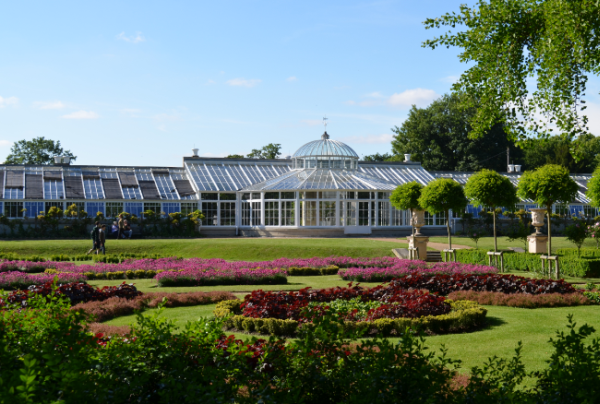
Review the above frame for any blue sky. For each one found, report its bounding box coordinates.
[1,0,490,166]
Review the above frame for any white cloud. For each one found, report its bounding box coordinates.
[116,32,145,43]
[286,76,298,82]
[34,101,64,110]
[226,78,261,87]
[346,88,439,109]
[0,140,12,147]
[61,110,99,119]
[387,88,439,108]
[0,96,18,108]
[338,134,394,144]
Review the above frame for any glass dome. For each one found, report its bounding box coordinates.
[292,132,359,170]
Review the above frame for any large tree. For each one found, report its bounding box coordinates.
[464,169,519,252]
[5,137,76,165]
[247,143,282,159]
[523,134,600,172]
[391,93,523,171]
[517,164,578,256]
[424,0,600,142]
[418,178,468,250]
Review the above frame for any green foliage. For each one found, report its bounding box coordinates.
[390,92,523,171]
[523,134,600,172]
[464,169,519,211]
[419,178,468,216]
[363,152,393,162]
[390,181,423,211]
[517,165,578,209]
[247,143,282,159]
[423,1,599,141]
[587,166,600,209]
[287,265,339,276]
[564,218,589,257]
[467,227,487,249]
[225,154,245,159]
[4,136,76,165]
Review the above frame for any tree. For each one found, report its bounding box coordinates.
[523,134,600,172]
[363,153,393,162]
[424,1,600,141]
[464,169,519,252]
[389,181,424,235]
[226,154,245,159]
[418,178,468,250]
[517,164,578,256]
[391,93,524,171]
[247,143,282,159]
[5,137,76,165]
[586,166,600,217]
[564,218,588,257]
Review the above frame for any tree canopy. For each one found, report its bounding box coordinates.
[391,93,524,171]
[363,153,394,162]
[424,0,600,141]
[247,143,282,159]
[390,181,424,212]
[226,154,245,159]
[523,134,600,173]
[464,169,519,251]
[5,137,76,165]
[586,166,600,209]
[419,178,468,249]
[517,164,578,255]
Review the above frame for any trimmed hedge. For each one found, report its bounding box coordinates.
[447,290,593,308]
[287,265,339,276]
[216,299,487,337]
[45,268,166,280]
[557,248,600,258]
[450,249,600,278]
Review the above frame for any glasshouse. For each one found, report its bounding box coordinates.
[0,132,595,237]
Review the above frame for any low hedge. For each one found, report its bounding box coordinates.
[450,249,600,278]
[216,299,487,337]
[45,269,166,280]
[287,265,339,276]
[557,248,600,258]
[447,290,593,308]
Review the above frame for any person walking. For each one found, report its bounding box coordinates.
[117,214,125,239]
[99,224,107,255]
[87,221,101,255]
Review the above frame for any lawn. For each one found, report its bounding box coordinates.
[103,301,600,375]
[0,238,402,260]
[431,235,599,253]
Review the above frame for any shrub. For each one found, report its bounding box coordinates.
[447,290,593,308]
[287,265,339,276]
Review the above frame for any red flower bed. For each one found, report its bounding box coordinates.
[241,283,451,322]
[386,273,576,295]
[1,281,142,308]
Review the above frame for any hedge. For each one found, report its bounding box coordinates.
[287,265,339,276]
[215,299,487,337]
[449,249,600,278]
[45,268,166,280]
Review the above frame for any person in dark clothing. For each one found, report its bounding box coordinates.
[98,224,107,254]
[87,221,101,255]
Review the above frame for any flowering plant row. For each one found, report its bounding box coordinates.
[386,273,577,295]
[0,271,87,290]
[155,267,288,287]
[240,283,452,323]
[0,280,142,308]
[338,261,497,282]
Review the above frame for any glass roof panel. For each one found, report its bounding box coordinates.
[44,180,64,200]
[154,175,179,199]
[292,138,359,158]
[206,164,237,191]
[227,164,252,188]
[122,187,142,200]
[187,163,217,191]
[83,178,104,199]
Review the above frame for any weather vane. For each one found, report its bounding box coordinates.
[323,116,328,131]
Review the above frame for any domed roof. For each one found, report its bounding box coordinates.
[292,132,359,159]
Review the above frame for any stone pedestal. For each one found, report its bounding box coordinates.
[527,234,548,254]
[406,235,429,261]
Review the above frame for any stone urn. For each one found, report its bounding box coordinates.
[530,208,547,235]
[412,209,425,235]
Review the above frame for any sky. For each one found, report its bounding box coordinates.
[3,0,597,167]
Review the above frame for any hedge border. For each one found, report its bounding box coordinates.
[214,299,488,337]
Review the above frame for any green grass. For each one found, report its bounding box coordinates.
[89,275,351,294]
[430,235,600,253]
[0,238,403,260]
[102,300,600,375]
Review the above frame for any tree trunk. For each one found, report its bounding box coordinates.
[447,209,452,250]
[493,206,497,253]
[410,208,414,236]
[547,205,552,256]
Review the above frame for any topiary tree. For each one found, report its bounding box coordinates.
[418,178,468,250]
[517,164,578,256]
[586,166,600,212]
[464,169,519,252]
[390,181,424,235]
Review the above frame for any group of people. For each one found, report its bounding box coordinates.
[87,214,133,255]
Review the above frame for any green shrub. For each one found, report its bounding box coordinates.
[214,299,243,317]
[222,300,487,337]
[287,265,340,276]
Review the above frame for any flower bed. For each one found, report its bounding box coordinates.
[386,273,576,295]
[0,272,87,290]
[216,283,487,336]
[0,280,141,307]
[447,290,593,308]
[0,260,62,274]
[338,261,497,282]
[154,267,288,287]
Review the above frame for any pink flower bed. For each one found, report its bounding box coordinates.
[0,271,88,290]
[154,267,288,287]
[338,261,497,282]
[0,260,66,274]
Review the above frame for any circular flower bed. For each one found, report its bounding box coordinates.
[215,282,488,337]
